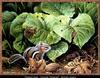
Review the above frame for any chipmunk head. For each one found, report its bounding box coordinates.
[36,41,51,53]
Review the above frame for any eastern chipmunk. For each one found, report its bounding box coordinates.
[8,42,51,66]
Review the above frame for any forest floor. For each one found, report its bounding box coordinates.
[2,43,98,74]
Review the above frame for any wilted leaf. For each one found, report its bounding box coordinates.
[22,13,61,45]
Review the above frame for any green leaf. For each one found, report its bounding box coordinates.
[75,2,98,25]
[41,2,75,17]
[3,11,17,22]
[47,41,68,62]
[3,22,11,37]
[13,34,26,53]
[10,13,28,37]
[10,13,62,52]
[22,13,61,45]
[71,14,95,48]
[3,40,9,50]
[53,15,72,42]
[54,14,95,48]
[10,13,28,52]
[34,5,42,13]
[3,11,17,37]
[86,3,98,25]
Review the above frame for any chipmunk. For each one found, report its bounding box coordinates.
[8,42,51,66]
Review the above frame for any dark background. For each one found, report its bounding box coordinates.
[0,75,100,78]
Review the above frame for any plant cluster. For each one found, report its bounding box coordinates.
[3,2,98,62]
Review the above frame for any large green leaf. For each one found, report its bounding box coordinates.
[53,15,72,43]
[40,2,75,17]
[22,13,61,45]
[71,14,95,48]
[54,14,95,48]
[47,41,68,62]
[10,13,28,37]
[10,13,28,53]
[3,11,17,37]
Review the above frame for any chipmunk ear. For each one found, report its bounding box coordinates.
[8,54,27,67]
[35,41,43,47]
[36,41,51,48]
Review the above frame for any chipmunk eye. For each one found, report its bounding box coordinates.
[45,47,48,50]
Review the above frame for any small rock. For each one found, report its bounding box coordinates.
[45,63,60,72]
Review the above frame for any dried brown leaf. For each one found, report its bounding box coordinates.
[23,58,46,73]
[74,65,84,74]
[80,61,91,74]
[64,64,75,73]
[64,57,92,74]
[37,59,46,73]
[24,58,37,73]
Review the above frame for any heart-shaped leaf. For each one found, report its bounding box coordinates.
[71,14,95,48]
[54,14,95,48]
